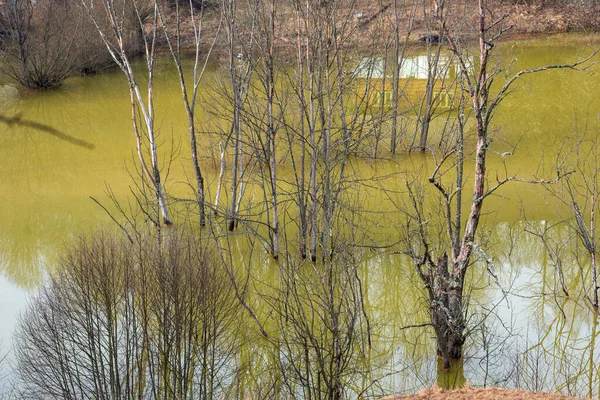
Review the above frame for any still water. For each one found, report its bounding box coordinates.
[2,33,600,397]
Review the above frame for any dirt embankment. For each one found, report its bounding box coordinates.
[167,0,600,53]
[344,0,600,50]
[383,386,589,400]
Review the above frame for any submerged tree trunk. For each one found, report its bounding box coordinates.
[157,0,218,228]
[429,254,465,367]
[84,1,172,227]
[265,0,279,259]
[432,290,465,366]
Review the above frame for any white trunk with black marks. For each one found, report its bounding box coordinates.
[390,0,411,154]
[390,9,400,154]
[266,0,279,259]
[296,7,308,259]
[159,1,208,227]
[418,43,442,151]
[593,251,598,308]
[229,107,241,231]
[214,142,226,216]
[321,50,332,261]
[83,1,172,227]
[113,4,171,226]
[225,0,241,232]
[307,12,318,262]
[269,118,279,259]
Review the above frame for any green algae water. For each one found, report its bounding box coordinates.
[2,33,600,396]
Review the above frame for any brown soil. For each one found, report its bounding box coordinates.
[336,0,600,50]
[164,0,600,53]
[383,386,588,400]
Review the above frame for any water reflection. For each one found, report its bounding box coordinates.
[1,35,600,397]
[354,54,471,113]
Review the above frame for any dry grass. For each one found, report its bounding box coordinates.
[162,0,600,54]
[383,386,589,400]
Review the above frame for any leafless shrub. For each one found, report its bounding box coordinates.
[15,229,241,399]
[0,0,158,89]
[0,0,81,89]
[260,244,373,399]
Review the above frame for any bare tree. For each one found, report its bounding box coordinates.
[220,0,256,232]
[82,0,172,226]
[529,129,600,310]
[389,0,418,153]
[266,247,372,399]
[158,0,222,228]
[281,0,372,261]
[399,0,597,369]
[0,0,79,89]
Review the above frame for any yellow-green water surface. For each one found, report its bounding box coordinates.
[2,33,600,396]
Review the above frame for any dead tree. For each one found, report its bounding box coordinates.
[389,0,417,153]
[282,0,366,262]
[245,0,281,259]
[401,0,598,368]
[82,0,172,227]
[221,0,256,232]
[531,130,600,310]
[158,0,222,228]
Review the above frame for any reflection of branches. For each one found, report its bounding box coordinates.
[0,114,95,149]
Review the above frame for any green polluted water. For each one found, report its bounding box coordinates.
[1,33,600,397]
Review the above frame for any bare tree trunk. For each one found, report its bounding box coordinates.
[322,47,332,261]
[229,104,241,231]
[264,0,279,259]
[282,0,310,258]
[83,0,171,226]
[158,0,219,228]
[307,0,318,262]
[214,142,226,216]
[223,0,243,231]
[417,2,444,151]
[390,0,401,153]
[429,255,465,367]
[297,4,308,259]
[404,0,596,368]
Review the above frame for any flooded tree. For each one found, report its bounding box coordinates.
[9,0,600,397]
[399,0,598,369]
[257,0,280,259]
[530,130,600,310]
[158,0,222,228]
[389,0,417,154]
[1,0,80,89]
[220,0,256,232]
[82,0,172,226]
[413,1,448,151]
[282,0,370,262]
[266,245,372,399]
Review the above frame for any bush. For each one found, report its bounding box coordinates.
[0,0,81,89]
[0,0,152,89]
[16,229,241,399]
